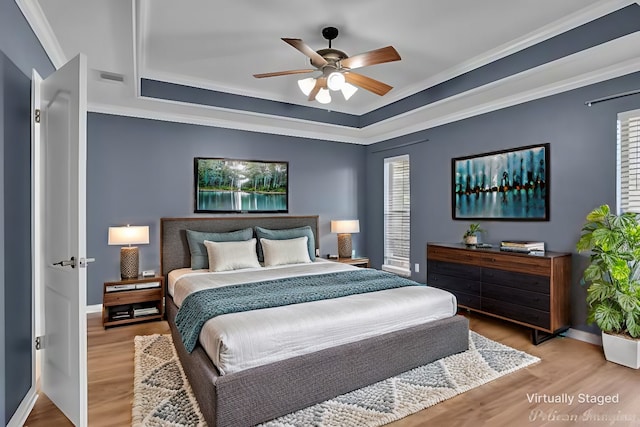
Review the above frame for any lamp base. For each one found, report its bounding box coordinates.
[120,246,139,279]
[337,233,352,258]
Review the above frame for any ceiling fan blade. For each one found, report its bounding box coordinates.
[308,77,327,101]
[340,46,401,70]
[344,72,393,96]
[282,38,328,68]
[253,69,315,78]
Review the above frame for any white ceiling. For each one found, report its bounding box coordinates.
[17,0,640,144]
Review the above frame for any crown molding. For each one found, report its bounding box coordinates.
[89,36,640,147]
[15,0,67,68]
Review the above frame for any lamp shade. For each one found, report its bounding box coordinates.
[331,220,360,234]
[315,88,331,104]
[297,77,316,96]
[341,82,358,100]
[108,225,149,246]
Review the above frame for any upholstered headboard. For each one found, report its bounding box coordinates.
[160,215,320,278]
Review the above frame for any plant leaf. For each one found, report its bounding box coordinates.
[593,302,623,332]
[586,205,610,222]
[625,311,640,338]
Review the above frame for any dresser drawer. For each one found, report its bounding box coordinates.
[427,245,483,266]
[482,283,550,311]
[477,252,550,276]
[451,291,481,310]
[482,297,550,330]
[482,268,550,294]
[428,273,481,295]
[427,260,481,281]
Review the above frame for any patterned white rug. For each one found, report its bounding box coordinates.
[133,331,539,427]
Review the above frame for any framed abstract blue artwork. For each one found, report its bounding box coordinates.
[452,143,549,221]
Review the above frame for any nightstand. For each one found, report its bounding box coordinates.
[102,276,165,328]
[332,257,370,268]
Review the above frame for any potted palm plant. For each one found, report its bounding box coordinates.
[576,204,640,369]
[463,223,484,246]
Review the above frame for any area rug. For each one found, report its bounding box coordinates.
[133,332,540,427]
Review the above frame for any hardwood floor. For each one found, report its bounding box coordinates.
[25,312,640,427]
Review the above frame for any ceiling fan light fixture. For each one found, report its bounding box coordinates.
[341,82,358,100]
[316,88,331,104]
[297,77,316,96]
[327,72,345,91]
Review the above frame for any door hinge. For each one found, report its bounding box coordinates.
[35,336,44,350]
[34,108,41,123]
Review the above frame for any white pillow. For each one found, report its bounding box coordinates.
[261,236,312,267]
[204,238,261,272]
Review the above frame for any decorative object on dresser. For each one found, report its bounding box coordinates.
[500,240,545,254]
[452,143,549,221]
[331,219,360,258]
[108,225,150,279]
[427,243,571,344]
[103,276,164,327]
[462,223,484,246]
[576,204,640,369]
[194,157,288,213]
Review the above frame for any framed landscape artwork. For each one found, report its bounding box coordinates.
[452,143,550,221]
[194,157,289,213]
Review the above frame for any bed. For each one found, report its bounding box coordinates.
[161,215,469,427]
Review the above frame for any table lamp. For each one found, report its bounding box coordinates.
[108,225,149,279]
[331,220,360,259]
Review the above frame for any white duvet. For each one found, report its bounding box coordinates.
[169,260,457,375]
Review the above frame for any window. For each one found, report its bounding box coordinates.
[618,109,640,213]
[383,155,411,277]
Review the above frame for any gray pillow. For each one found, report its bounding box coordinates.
[186,228,253,269]
[255,226,316,262]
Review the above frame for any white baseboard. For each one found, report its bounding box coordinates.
[85,304,103,314]
[562,328,602,346]
[7,387,38,427]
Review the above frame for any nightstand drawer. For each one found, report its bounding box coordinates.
[103,288,162,306]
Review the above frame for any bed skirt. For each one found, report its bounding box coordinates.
[167,297,469,427]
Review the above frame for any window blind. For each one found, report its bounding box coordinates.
[383,155,410,276]
[618,109,640,213]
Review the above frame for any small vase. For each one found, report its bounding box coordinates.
[464,235,478,246]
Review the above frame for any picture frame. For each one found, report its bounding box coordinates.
[194,157,289,213]
[452,143,549,221]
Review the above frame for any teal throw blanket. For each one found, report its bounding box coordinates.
[176,269,422,352]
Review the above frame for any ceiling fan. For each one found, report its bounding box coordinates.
[253,26,401,104]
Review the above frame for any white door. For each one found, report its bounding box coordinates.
[37,53,88,427]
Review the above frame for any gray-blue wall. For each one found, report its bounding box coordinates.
[1,0,55,423]
[365,72,640,334]
[86,114,367,304]
[1,52,33,425]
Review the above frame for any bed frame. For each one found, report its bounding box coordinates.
[161,216,469,427]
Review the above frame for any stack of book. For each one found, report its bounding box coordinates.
[110,308,132,321]
[500,240,545,254]
[133,306,159,317]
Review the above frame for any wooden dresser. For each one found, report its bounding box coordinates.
[426,243,571,344]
